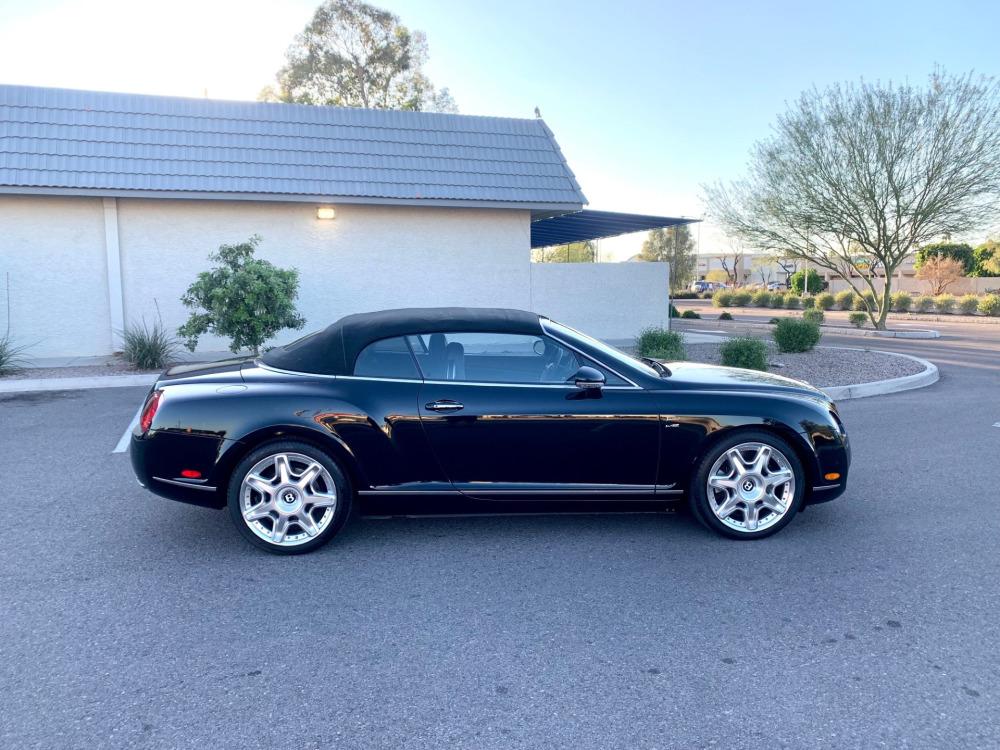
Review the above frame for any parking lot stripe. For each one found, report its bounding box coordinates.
[113,404,143,454]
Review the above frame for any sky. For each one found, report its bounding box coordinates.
[1,0,998,259]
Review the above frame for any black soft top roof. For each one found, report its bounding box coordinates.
[261,307,544,375]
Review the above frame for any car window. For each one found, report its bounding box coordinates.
[353,336,420,379]
[406,332,625,385]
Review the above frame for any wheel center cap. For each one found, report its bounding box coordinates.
[276,486,302,513]
[738,476,763,501]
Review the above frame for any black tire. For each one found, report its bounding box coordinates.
[689,429,805,540]
[227,440,353,555]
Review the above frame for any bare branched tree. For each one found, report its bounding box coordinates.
[703,70,1000,328]
[915,255,965,295]
[718,242,746,287]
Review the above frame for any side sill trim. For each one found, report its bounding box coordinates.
[359,489,463,496]
[811,483,842,491]
[153,476,218,492]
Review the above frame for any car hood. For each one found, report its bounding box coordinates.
[664,361,827,399]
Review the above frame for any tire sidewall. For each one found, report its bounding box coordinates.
[690,430,806,540]
[227,440,352,555]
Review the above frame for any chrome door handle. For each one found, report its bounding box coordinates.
[424,400,464,413]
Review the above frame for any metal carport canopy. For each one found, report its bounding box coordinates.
[530,209,700,249]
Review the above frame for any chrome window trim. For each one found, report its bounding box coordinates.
[539,321,642,388]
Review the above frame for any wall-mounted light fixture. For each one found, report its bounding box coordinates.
[316,206,336,220]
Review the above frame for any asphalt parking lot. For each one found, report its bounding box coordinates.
[2,331,999,749]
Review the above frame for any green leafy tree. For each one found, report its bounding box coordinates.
[261,0,456,112]
[789,268,823,294]
[704,70,1000,329]
[179,236,306,355]
[639,225,697,291]
[972,239,1000,276]
[914,242,974,274]
[531,241,597,263]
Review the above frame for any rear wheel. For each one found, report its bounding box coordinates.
[227,440,352,554]
[690,430,804,539]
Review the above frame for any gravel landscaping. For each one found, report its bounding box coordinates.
[682,341,924,387]
[0,361,160,380]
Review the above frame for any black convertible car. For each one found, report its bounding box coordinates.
[130,307,849,554]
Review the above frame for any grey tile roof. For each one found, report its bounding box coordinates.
[0,84,586,210]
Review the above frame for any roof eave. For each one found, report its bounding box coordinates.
[0,185,584,213]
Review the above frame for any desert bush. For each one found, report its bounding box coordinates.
[848,311,868,328]
[891,291,912,312]
[751,290,771,307]
[720,337,768,371]
[635,326,685,360]
[933,294,956,313]
[700,291,714,299]
[802,308,824,325]
[853,290,876,311]
[834,290,857,310]
[718,311,734,321]
[815,292,835,310]
[773,318,822,353]
[769,293,786,308]
[913,295,935,312]
[731,291,752,306]
[800,296,816,309]
[784,294,801,309]
[789,269,823,295]
[978,294,1000,316]
[958,294,980,315]
[680,309,701,319]
[121,316,179,370]
[671,291,699,299]
[712,291,734,307]
[0,335,31,377]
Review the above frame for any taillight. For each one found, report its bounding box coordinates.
[140,390,163,434]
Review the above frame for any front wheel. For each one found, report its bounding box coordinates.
[227,440,352,554]
[690,431,805,539]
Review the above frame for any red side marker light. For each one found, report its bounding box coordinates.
[139,390,163,433]
[180,469,202,479]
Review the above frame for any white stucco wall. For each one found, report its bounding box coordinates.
[0,195,113,358]
[529,261,670,340]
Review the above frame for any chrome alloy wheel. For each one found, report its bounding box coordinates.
[240,452,338,547]
[706,441,795,533]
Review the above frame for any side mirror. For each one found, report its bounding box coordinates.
[572,365,606,390]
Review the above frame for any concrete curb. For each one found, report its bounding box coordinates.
[820,348,939,401]
[0,373,157,393]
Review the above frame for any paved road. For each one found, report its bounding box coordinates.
[2,326,999,748]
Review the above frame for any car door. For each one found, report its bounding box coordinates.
[410,331,660,499]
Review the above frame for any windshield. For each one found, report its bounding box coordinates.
[542,319,662,379]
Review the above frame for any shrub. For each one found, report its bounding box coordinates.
[121,316,179,370]
[720,337,768,371]
[718,311,734,321]
[834,290,857,310]
[769,293,786,308]
[815,292,835,310]
[635,326,685,360]
[0,334,31,376]
[751,290,771,307]
[700,291,714,299]
[933,294,956,313]
[768,317,781,324]
[670,304,681,318]
[179,235,305,354]
[802,308,824,325]
[853,290,876,311]
[958,294,980,315]
[712,291,734,307]
[773,318,822,353]
[671,291,699,299]
[731,291,752,306]
[913,295,935,312]
[680,309,701,319]
[978,294,1000,317]
[784,294,801,309]
[800,296,816,309]
[848,311,868,328]
[789,269,823,295]
[891,291,912,312]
